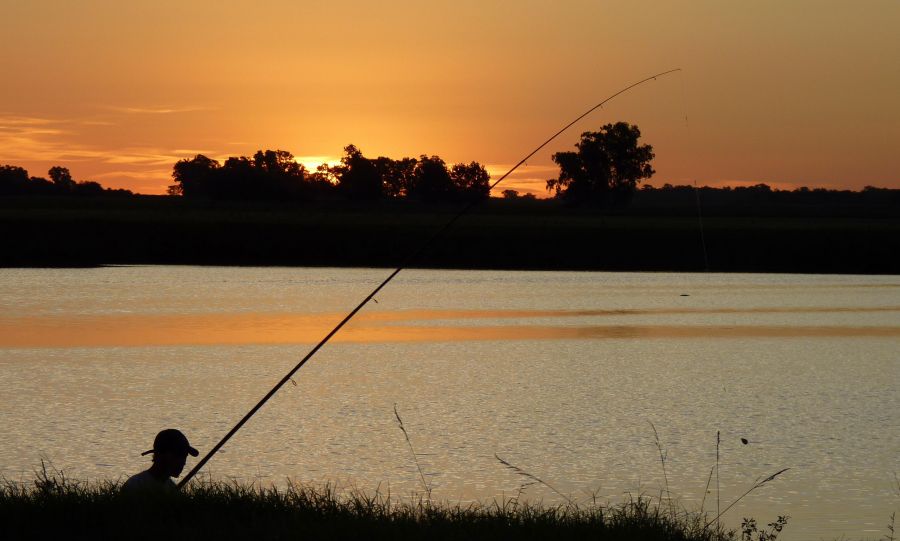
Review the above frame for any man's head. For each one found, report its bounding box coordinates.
[142,429,199,478]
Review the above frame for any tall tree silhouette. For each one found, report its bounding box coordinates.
[218,156,257,199]
[409,155,454,202]
[0,165,29,195]
[547,122,654,206]
[449,161,490,202]
[335,145,382,200]
[375,156,417,198]
[251,149,308,199]
[171,154,221,197]
[48,166,76,193]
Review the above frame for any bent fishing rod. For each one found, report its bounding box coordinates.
[177,68,681,488]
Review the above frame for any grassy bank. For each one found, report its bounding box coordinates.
[0,474,753,541]
[1,196,898,273]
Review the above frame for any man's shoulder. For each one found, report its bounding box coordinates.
[121,470,176,493]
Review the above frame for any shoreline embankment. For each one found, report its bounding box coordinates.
[2,196,898,274]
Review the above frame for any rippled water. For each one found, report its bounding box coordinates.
[1,266,898,539]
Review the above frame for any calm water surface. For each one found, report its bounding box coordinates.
[1,266,898,539]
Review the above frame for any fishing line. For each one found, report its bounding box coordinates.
[177,68,683,488]
[681,71,709,272]
[680,66,689,129]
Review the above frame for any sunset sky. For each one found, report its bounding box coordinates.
[2,0,898,195]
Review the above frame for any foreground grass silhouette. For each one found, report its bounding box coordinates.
[1,473,742,541]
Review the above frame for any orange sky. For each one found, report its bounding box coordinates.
[2,0,898,195]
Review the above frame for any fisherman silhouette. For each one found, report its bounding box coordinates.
[122,429,199,493]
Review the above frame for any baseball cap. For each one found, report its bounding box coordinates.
[141,429,199,457]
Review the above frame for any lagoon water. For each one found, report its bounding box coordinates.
[0,266,897,539]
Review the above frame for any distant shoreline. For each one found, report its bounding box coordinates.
[4,264,900,278]
[2,195,898,274]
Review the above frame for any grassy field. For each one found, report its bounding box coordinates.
[0,471,769,541]
[1,196,898,273]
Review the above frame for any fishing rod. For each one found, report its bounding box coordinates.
[177,68,682,488]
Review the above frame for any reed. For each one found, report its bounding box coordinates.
[704,469,790,528]
[494,454,574,506]
[393,404,432,500]
[716,430,721,530]
[649,421,675,519]
[887,472,900,541]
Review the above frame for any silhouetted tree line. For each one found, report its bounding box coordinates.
[168,145,491,203]
[0,165,132,197]
[634,182,900,212]
[3,118,896,212]
[542,122,899,211]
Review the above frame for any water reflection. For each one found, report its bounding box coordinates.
[1,307,898,347]
[0,267,898,541]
